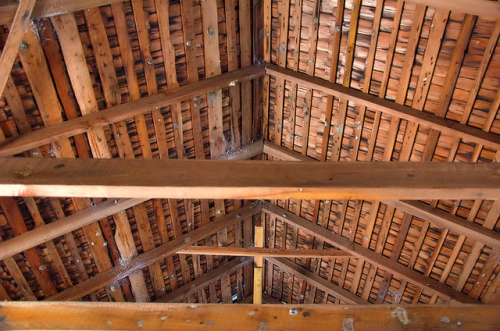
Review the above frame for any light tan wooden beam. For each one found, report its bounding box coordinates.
[0,65,265,157]
[157,257,252,303]
[265,63,500,150]
[262,202,477,303]
[253,226,264,304]
[1,302,499,330]
[45,203,260,301]
[264,141,500,249]
[268,257,366,304]
[0,198,146,261]
[0,0,37,97]
[409,0,500,21]
[178,246,353,258]
[2,158,500,200]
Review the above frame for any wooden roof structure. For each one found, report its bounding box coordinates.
[1,0,500,329]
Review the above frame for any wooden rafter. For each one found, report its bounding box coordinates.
[262,202,477,303]
[178,247,353,258]
[0,65,265,157]
[265,64,500,151]
[45,204,260,301]
[0,0,37,98]
[268,257,366,304]
[1,302,499,330]
[1,157,500,200]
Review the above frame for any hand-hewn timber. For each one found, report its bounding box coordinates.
[262,202,478,303]
[46,204,260,301]
[253,226,264,304]
[1,158,500,200]
[267,257,366,304]
[157,257,252,303]
[177,246,353,258]
[265,63,500,151]
[1,302,499,330]
[0,65,265,157]
[0,198,146,261]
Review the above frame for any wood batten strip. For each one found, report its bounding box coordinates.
[265,64,500,150]
[178,246,353,258]
[0,65,265,157]
[46,204,260,301]
[262,202,477,303]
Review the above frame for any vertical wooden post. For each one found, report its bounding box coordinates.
[253,226,264,304]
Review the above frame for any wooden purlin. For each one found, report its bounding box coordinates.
[263,202,478,303]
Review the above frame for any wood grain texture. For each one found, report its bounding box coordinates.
[0,302,499,330]
[1,158,500,200]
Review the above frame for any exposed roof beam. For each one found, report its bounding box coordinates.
[262,202,477,303]
[215,138,264,160]
[383,200,500,249]
[0,64,265,157]
[265,63,500,151]
[264,141,500,249]
[409,0,500,21]
[0,198,146,261]
[46,203,260,301]
[0,0,37,97]
[178,246,353,258]
[2,302,499,330]
[2,157,500,200]
[157,257,252,303]
[267,257,366,304]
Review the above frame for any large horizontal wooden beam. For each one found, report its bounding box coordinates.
[262,202,477,303]
[2,157,500,200]
[157,257,252,303]
[178,246,353,258]
[265,63,500,151]
[0,198,146,261]
[409,0,500,21]
[0,65,265,157]
[264,141,500,249]
[383,200,500,248]
[267,257,366,304]
[46,203,260,300]
[1,302,499,330]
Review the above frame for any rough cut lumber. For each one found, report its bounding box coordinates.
[263,141,500,251]
[383,200,500,249]
[177,246,353,258]
[0,65,265,157]
[262,202,477,303]
[215,139,263,160]
[267,257,366,304]
[253,226,264,304]
[1,302,499,330]
[157,257,252,303]
[0,198,146,261]
[46,204,260,301]
[265,64,500,150]
[0,0,37,98]
[408,0,500,21]
[2,158,500,200]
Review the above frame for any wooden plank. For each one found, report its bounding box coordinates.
[0,198,145,261]
[262,202,478,303]
[2,158,500,200]
[4,302,499,330]
[408,0,500,21]
[253,226,264,304]
[265,64,500,150]
[384,200,500,249]
[177,247,353,258]
[0,0,36,98]
[239,0,253,144]
[268,257,366,304]
[46,204,260,301]
[215,139,263,160]
[0,65,264,157]
[157,257,252,303]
